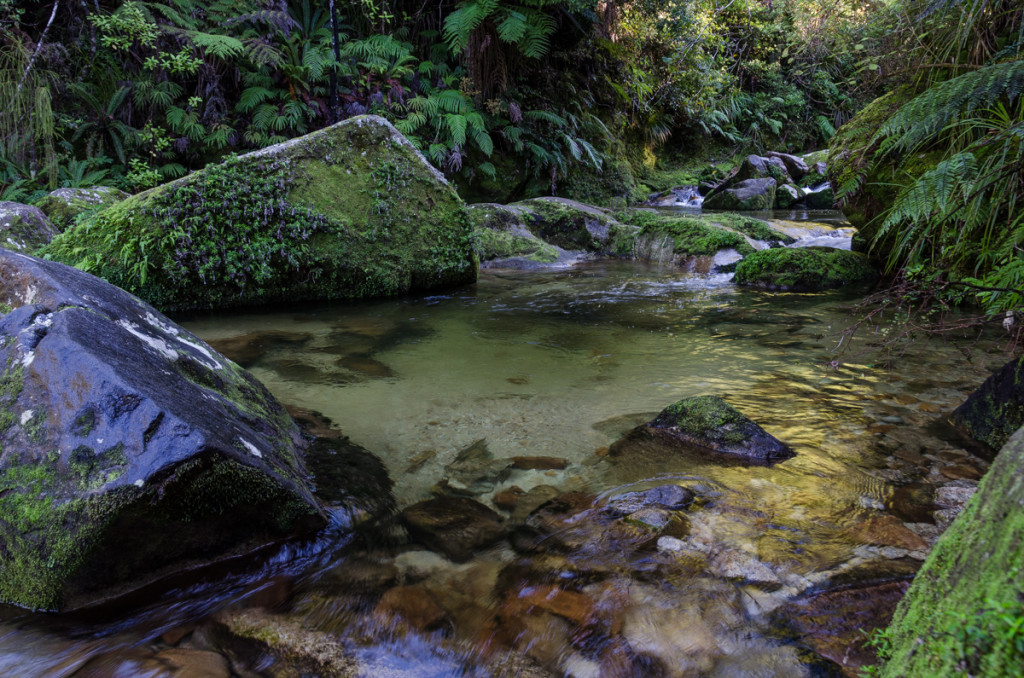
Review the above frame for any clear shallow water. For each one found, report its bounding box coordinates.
[0,222,1008,676]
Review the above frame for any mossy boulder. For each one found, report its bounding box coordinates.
[804,185,835,209]
[827,86,942,244]
[613,209,754,264]
[467,203,561,267]
[775,184,803,209]
[702,178,777,211]
[35,186,129,231]
[734,246,878,291]
[0,249,329,610]
[949,356,1024,454]
[42,116,475,312]
[511,197,638,254]
[0,202,58,253]
[877,425,1024,676]
[621,395,794,465]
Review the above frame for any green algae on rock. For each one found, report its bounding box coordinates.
[949,355,1024,455]
[875,426,1024,677]
[612,395,794,465]
[42,115,476,312]
[0,249,328,610]
[734,246,877,292]
[34,186,129,231]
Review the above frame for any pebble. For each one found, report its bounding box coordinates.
[657,536,686,552]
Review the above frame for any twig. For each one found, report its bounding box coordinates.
[14,0,60,99]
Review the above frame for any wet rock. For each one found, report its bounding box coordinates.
[766,151,810,181]
[616,395,794,465]
[702,177,777,211]
[35,186,129,230]
[393,550,451,582]
[775,576,912,675]
[510,484,562,524]
[153,648,231,678]
[438,438,513,496]
[804,185,836,209]
[934,484,977,509]
[335,353,396,378]
[0,250,329,611]
[937,462,982,480]
[775,183,803,209]
[845,514,929,552]
[624,507,674,531]
[708,549,781,589]
[327,557,399,593]
[887,483,936,524]
[210,608,359,676]
[401,496,506,562]
[494,486,525,511]
[946,360,1024,456]
[734,246,878,292]
[607,484,696,515]
[207,330,312,367]
[0,202,58,252]
[511,455,568,470]
[374,585,450,632]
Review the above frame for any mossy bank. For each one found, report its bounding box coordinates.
[42,116,476,312]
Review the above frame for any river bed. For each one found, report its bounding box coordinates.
[0,215,1007,676]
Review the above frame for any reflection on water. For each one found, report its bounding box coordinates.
[0,244,1005,676]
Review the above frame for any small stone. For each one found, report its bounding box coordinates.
[511,456,568,470]
[494,486,525,511]
[935,485,977,508]
[938,464,982,481]
[657,536,686,552]
[594,446,610,457]
[374,586,450,632]
[607,484,696,515]
[153,649,230,678]
[847,515,929,552]
[709,550,781,589]
[393,550,451,582]
[624,507,673,531]
[933,508,963,530]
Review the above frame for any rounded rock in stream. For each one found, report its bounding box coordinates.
[401,496,506,562]
[611,395,794,465]
[0,250,329,611]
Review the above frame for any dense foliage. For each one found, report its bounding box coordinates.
[1,0,870,204]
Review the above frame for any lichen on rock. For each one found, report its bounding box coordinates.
[0,201,58,253]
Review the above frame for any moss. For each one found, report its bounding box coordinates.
[41,117,475,312]
[0,358,25,434]
[613,209,754,257]
[34,187,129,231]
[877,427,1024,677]
[473,226,559,263]
[734,247,878,291]
[0,303,11,315]
[657,396,749,445]
[703,213,795,245]
[513,198,615,251]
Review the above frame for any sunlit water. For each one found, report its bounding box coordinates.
[0,216,1008,676]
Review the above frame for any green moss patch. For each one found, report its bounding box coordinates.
[876,427,1024,677]
[734,246,878,291]
[42,116,475,312]
[614,209,753,257]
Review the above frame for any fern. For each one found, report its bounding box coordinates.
[189,31,245,60]
[875,60,1024,156]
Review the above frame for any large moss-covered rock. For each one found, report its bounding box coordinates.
[877,426,1024,676]
[0,249,328,610]
[734,246,878,291]
[512,197,637,254]
[949,356,1024,454]
[827,86,942,244]
[35,186,129,231]
[42,116,475,312]
[702,178,777,211]
[0,202,58,252]
[611,395,794,465]
[468,203,561,267]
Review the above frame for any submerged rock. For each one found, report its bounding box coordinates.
[42,115,475,312]
[0,249,327,610]
[35,186,129,230]
[613,395,794,465]
[401,496,506,562]
[0,201,58,252]
[949,355,1024,454]
[734,246,878,291]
